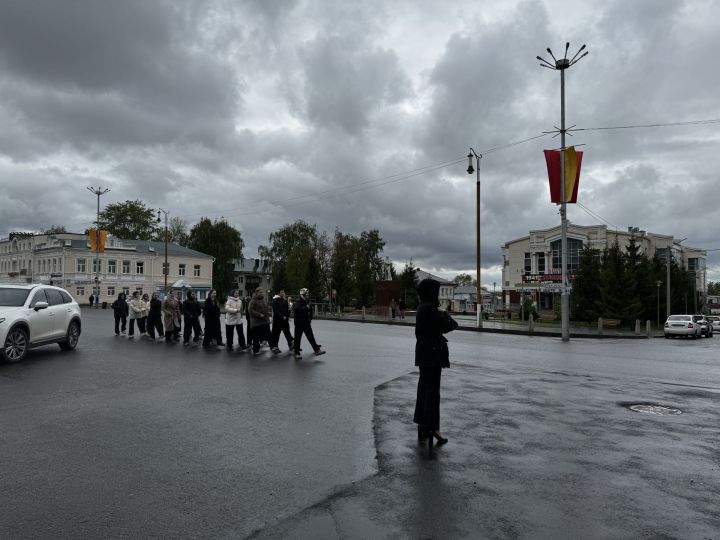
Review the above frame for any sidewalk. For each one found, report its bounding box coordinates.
[251,360,720,539]
[315,312,660,339]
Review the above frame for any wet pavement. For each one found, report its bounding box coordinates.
[2,309,719,538]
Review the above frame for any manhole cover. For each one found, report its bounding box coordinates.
[627,404,682,415]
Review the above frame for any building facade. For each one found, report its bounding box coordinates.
[0,232,214,304]
[232,258,273,297]
[501,223,707,311]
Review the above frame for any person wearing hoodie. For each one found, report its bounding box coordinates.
[413,278,459,449]
[127,291,144,338]
[111,292,129,335]
[182,291,203,346]
[270,290,293,353]
[248,287,271,355]
[147,292,164,340]
[224,289,248,351]
[292,288,325,360]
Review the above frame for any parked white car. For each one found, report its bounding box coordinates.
[706,315,720,333]
[663,314,701,339]
[0,284,82,363]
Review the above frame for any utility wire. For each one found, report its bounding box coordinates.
[572,119,720,132]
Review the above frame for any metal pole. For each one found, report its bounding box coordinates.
[164,212,168,293]
[476,154,482,328]
[657,283,660,327]
[666,246,671,318]
[87,186,109,307]
[559,69,569,341]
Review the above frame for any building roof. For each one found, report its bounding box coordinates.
[415,269,455,285]
[65,237,213,259]
[232,258,272,273]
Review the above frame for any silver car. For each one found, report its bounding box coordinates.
[692,315,713,337]
[706,315,720,333]
[0,284,82,362]
[664,314,701,339]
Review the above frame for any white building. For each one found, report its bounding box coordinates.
[0,232,214,305]
[501,223,707,312]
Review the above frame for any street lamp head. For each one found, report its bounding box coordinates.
[538,43,588,70]
[157,211,162,223]
[466,152,475,175]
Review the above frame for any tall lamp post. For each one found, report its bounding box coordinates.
[157,208,169,295]
[656,280,662,327]
[537,42,588,342]
[466,149,483,328]
[87,186,110,307]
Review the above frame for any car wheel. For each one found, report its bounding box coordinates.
[3,327,29,363]
[664,333,670,339]
[59,321,80,351]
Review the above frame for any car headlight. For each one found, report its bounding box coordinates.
[0,317,5,324]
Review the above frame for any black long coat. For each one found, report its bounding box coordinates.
[414,301,458,368]
[203,298,222,338]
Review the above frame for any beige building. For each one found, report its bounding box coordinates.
[501,223,706,311]
[0,232,214,304]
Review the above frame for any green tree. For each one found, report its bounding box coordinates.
[259,220,324,298]
[330,230,359,307]
[570,246,601,323]
[708,281,720,296]
[595,243,627,321]
[399,262,419,309]
[452,273,476,287]
[100,200,158,240]
[355,229,386,307]
[167,216,189,247]
[43,225,67,234]
[188,218,244,301]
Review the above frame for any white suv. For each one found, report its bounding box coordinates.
[0,284,82,363]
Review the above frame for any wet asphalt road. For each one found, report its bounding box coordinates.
[2,308,720,538]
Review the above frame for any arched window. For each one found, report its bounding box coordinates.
[550,238,584,272]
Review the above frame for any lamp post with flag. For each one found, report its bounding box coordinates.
[537,43,588,341]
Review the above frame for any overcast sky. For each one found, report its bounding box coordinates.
[1,0,718,287]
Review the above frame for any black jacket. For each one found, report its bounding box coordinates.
[111,296,129,318]
[149,298,162,318]
[272,296,290,320]
[292,297,312,324]
[414,302,458,369]
[183,298,202,321]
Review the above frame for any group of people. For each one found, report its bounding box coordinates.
[111,287,325,360]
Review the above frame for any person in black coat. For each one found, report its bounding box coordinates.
[292,288,325,359]
[270,290,294,353]
[183,291,203,345]
[147,292,164,340]
[111,292,129,335]
[202,289,223,348]
[413,278,458,448]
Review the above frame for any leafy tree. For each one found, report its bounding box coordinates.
[43,225,67,234]
[355,229,386,307]
[453,273,475,287]
[570,246,601,322]
[330,230,359,307]
[167,216,189,246]
[259,220,324,298]
[188,218,244,302]
[100,200,158,240]
[708,281,720,296]
[399,261,419,309]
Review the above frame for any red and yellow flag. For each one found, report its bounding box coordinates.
[543,147,583,203]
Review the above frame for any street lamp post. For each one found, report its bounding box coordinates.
[157,209,169,295]
[467,149,482,328]
[656,280,662,327]
[87,186,110,307]
[537,43,588,342]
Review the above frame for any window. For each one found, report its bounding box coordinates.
[76,258,86,272]
[538,253,545,274]
[93,259,102,273]
[76,287,85,296]
[193,265,200,277]
[136,261,144,274]
[30,289,48,308]
[59,290,72,303]
[688,258,699,272]
[122,287,130,296]
[178,263,186,276]
[524,253,531,274]
[122,260,130,274]
[550,238,583,272]
[52,259,57,272]
[46,289,64,306]
[108,260,117,274]
[107,286,115,297]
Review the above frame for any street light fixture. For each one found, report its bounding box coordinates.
[537,42,588,342]
[157,208,169,295]
[467,149,482,328]
[87,185,110,307]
